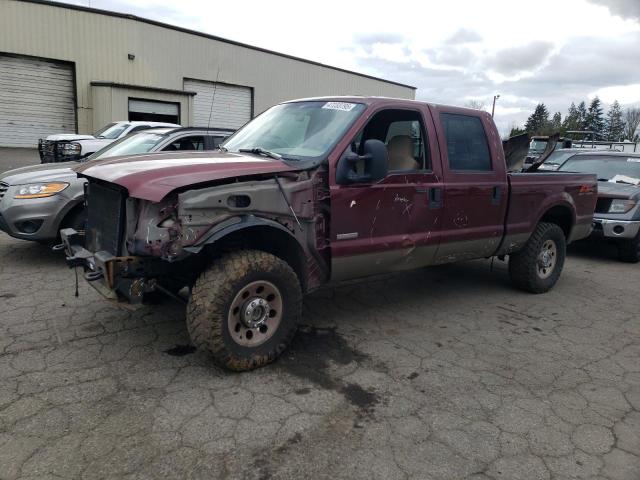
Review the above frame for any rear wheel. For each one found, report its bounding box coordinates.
[618,233,640,263]
[186,250,302,371]
[509,222,566,293]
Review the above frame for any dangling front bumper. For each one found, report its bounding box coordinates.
[60,228,158,303]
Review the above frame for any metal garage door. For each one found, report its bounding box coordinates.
[0,55,76,147]
[184,79,251,130]
[128,99,180,124]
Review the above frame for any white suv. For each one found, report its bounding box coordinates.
[38,121,180,163]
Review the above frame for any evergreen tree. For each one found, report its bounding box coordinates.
[562,102,581,133]
[576,101,588,131]
[524,103,550,135]
[550,112,562,133]
[508,125,526,137]
[585,96,605,138]
[604,100,624,141]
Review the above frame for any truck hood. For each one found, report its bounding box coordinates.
[74,151,299,202]
[45,134,96,141]
[0,161,79,185]
[597,180,640,199]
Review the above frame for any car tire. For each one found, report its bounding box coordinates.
[186,249,302,371]
[509,222,566,294]
[618,233,640,263]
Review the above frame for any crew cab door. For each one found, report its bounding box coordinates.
[330,107,443,281]
[430,108,508,262]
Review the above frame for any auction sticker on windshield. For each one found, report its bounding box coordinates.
[322,102,357,112]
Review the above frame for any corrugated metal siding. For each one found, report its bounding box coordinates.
[0,0,415,134]
[0,54,76,147]
[184,79,251,129]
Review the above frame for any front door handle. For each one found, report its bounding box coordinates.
[429,187,442,209]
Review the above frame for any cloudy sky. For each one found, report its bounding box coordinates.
[64,0,640,134]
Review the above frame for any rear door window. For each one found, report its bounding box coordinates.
[440,113,492,171]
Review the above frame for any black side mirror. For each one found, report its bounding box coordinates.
[336,139,389,185]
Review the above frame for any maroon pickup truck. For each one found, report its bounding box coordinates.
[61,97,597,371]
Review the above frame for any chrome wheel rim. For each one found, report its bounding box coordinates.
[228,280,283,347]
[537,239,557,279]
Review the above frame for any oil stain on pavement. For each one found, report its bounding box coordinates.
[278,325,381,418]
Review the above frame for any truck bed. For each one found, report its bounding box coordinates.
[500,172,597,254]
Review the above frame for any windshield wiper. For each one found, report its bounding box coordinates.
[238,147,282,160]
[217,145,228,152]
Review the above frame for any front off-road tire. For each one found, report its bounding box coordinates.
[618,233,640,263]
[509,222,566,293]
[186,250,302,371]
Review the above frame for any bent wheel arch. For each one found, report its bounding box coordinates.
[187,216,309,292]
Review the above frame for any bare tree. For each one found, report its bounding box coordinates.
[624,107,640,142]
[465,100,486,111]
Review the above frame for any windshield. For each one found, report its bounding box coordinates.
[529,140,547,152]
[559,155,640,181]
[222,101,366,160]
[89,132,165,159]
[544,150,579,167]
[93,123,129,139]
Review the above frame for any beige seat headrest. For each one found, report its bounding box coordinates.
[387,135,418,171]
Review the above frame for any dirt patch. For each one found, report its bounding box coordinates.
[341,383,379,418]
[288,325,368,366]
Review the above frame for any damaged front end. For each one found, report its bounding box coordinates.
[60,180,171,303]
[62,227,163,302]
[62,170,329,304]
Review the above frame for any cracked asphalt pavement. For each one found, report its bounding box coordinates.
[0,234,639,480]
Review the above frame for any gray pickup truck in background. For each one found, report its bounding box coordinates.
[0,127,233,242]
[557,151,640,262]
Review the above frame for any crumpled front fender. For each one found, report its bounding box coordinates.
[184,215,298,254]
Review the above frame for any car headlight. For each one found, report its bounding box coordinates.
[61,142,81,154]
[609,199,636,213]
[14,182,69,199]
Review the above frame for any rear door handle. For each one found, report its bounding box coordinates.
[492,186,503,206]
[429,187,442,209]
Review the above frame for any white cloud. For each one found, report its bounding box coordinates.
[590,84,640,105]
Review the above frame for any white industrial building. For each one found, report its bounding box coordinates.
[0,0,415,147]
